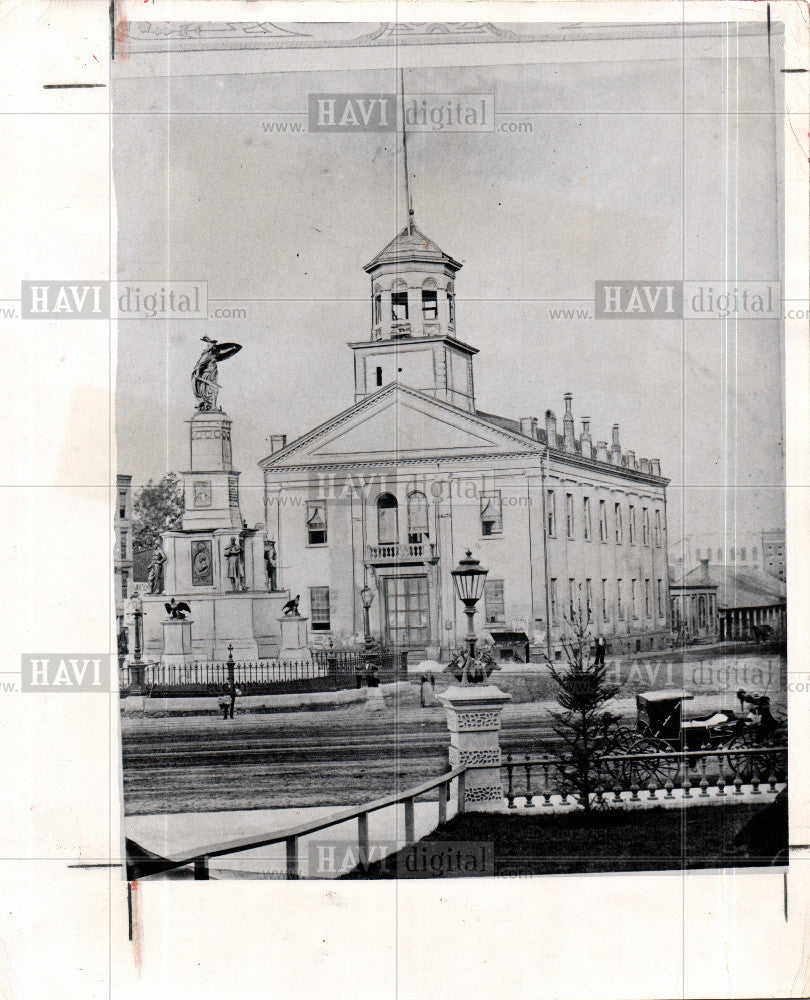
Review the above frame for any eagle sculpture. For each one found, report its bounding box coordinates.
[165,598,192,621]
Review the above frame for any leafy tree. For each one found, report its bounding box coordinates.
[542,601,622,812]
[132,473,184,553]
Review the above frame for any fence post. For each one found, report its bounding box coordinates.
[404,797,415,845]
[438,780,448,825]
[438,684,511,812]
[357,812,369,870]
[194,856,210,880]
[457,770,466,814]
[285,837,299,879]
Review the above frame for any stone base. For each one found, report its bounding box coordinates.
[161,618,194,669]
[365,686,386,711]
[438,684,512,813]
[142,590,290,661]
[277,615,312,664]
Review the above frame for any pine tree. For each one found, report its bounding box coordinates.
[543,600,621,812]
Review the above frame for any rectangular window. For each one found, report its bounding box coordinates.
[550,578,558,623]
[614,503,623,544]
[642,507,650,546]
[306,502,327,545]
[391,290,408,320]
[617,579,624,620]
[375,366,383,387]
[568,578,577,618]
[373,293,381,325]
[120,570,129,600]
[448,290,455,324]
[566,493,574,539]
[547,490,556,536]
[657,579,664,617]
[645,579,651,617]
[480,491,503,536]
[118,491,127,519]
[119,530,127,560]
[583,497,592,540]
[601,579,608,620]
[585,579,593,618]
[484,580,505,624]
[628,505,636,544]
[599,500,608,542]
[309,587,331,631]
[631,578,637,618]
[421,289,438,319]
[654,510,662,547]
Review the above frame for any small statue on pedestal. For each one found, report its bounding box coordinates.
[147,542,166,595]
[224,536,245,592]
[264,540,278,591]
[191,336,242,412]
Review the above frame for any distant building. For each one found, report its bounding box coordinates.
[669,559,719,641]
[669,531,765,576]
[761,527,786,581]
[114,474,133,624]
[260,219,672,660]
[673,558,785,641]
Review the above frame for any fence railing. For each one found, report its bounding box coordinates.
[366,541,433,562]
[126,766,468,881]
[119,648,409,696]
[502,747,787,809]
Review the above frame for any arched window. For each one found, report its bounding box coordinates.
[391,279,408,322]
[377,493,399,544]
[407,492,429,544]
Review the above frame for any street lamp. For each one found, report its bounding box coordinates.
[360,585,375,651]
[129,590,145,694]
[451,550,488,683]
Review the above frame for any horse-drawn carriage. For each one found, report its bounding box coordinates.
[603,688,787,785]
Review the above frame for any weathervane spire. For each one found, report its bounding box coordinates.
[400,68,413,234]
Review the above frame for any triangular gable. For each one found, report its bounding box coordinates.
[260,384,539,469]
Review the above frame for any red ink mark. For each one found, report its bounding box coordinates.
[93,55,98,62]
[130,880,139,889]
[115,16,129,60]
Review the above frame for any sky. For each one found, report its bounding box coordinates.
[112,23,785,548]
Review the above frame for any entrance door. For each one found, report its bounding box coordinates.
[382,575,430,649]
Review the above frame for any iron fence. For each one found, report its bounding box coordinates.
[119,648,408,697]
[501,746,787,809]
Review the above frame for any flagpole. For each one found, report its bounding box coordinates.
[400,67,412,234]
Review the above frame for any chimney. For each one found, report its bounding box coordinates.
[596,440,609,462]
[700,557,710,583]
[545,410,557,448]
[520,416,538,439]
[611,424,622,463]
[269,434,287,454]
[640,458,651,473]
[650,458,661,477]
[580,417,592,457]
[626,450,636,470]
[563,394,575,452]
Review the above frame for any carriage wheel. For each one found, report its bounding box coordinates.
[628,737,680,786]
[725,730,787,784]
[599,729,638,787]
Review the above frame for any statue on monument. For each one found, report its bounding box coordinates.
[225,536,245,592]
[147,541,167,595]
[282,595,300,617]
[264,540,278,591]
[191,336,242,411]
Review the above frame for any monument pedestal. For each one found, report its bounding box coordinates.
[277,615,312,664]
[438,685,512,812]
[162,618,194,668]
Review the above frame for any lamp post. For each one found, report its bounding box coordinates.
[130,590,145,694]
[360,585,375,650]
[451,550,488,685]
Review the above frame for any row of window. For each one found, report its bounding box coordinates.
[696,546,760,561]
[374,289,454,325]
[548,577,666,624]
[306,492,666,548]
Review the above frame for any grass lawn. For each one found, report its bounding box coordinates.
[341,797,787,878]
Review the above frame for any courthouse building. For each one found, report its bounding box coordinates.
[260,219,672,660]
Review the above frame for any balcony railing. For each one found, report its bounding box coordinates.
[366,541,435,564]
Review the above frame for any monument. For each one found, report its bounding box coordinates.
[141,338,308,661]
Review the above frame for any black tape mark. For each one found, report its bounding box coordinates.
[43,84,106,89]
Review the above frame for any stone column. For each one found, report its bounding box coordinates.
[438,685,512,812]
[162,618,194,670]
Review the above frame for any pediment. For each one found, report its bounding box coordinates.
[261,385,538,468]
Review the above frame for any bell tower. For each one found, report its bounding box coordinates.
[349,214,478,412]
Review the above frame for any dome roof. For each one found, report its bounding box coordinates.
[364,218,462,273]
